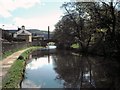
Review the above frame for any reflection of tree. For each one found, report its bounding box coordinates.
[52,51,120,88]
[52,50,95,88]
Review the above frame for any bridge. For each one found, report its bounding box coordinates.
[40,39,58,46]
[32,37,58,46]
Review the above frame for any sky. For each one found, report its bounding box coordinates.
[0,0,72,31]
[1,0,119,31]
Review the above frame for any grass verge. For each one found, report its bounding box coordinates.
[2,46,41,89]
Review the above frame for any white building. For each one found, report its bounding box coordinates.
[13,26,32,42]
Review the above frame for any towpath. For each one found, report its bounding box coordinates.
[0,48,30,89]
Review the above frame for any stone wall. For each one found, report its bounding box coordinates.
[2,41,31,54]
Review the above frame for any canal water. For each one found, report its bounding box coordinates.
[21,48,120,89]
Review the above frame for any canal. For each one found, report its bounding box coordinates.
[21,48,120,89]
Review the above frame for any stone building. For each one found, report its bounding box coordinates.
[13,26,32,42]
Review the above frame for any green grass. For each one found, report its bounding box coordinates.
[2,46,42,89]
[71,43,80,49]
[2,60,25,89]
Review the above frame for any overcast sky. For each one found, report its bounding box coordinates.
[0,0,72,31]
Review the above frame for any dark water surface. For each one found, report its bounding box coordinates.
[21,49,120,89]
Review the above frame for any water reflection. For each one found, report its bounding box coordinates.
[53,50,120,88]
[22,79,41,88]
[21,49,120,89]
[53,51,95,88]
[22,50,64,88]
[26,56,53,70]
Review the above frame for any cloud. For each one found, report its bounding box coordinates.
[0,23,18,29]
[0,9,12,18]
[0,11,63,31]
[13,11,63,31]
[0,0,41,18]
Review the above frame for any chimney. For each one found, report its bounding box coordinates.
[21,25,25,30]
[18,27,21,31]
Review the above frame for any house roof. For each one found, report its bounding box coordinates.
[15,29,32,36]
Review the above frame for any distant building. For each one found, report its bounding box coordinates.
[13,26,32,42]
[3,27,54,45]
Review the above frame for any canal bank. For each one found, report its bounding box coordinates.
[2,46,41,89]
